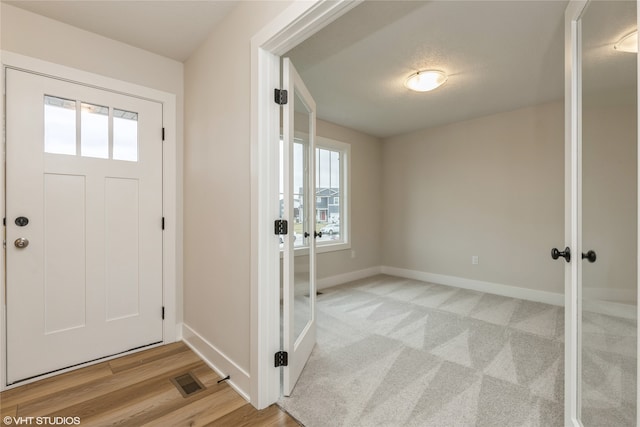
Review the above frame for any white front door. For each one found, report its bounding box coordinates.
[282,58,317,395]
[5,69,164,384]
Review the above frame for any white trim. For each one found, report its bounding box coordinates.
[181,324,250,402]
[636,2,640,425]
[250,43,282,410]
[565,1,587,425]
[0,51,179,390]
[375,266,635,320]
[317,266,382,290]
[316,265,637,321]
[582,299,637,321]
[582,287,636,304]
[381,266,564,306]
[317,135,351,251]
[250,0,360,409]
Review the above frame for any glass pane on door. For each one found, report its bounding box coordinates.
[293,88,313,343]
[580,1,637,424]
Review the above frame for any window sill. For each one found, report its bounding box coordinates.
[279,241,351,257]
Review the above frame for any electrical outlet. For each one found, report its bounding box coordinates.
[351,250,356,259]
[472,255,479,265]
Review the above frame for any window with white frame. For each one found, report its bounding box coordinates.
[280,136,350,252]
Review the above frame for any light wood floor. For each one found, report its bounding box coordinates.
[0,342,300,426]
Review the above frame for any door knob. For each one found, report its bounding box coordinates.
[303,231,324,238]
[582,250,596,263]
[551,246,571,263]
[14,238,29,249]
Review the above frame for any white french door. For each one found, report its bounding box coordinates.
[282,58,317,396]
[5,69,164,384]
[565,1,639,425]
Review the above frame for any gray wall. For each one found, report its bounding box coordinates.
[316,119,383,281]
[582,105,637,303]
[381,101,565,294]
[183,1,292,374]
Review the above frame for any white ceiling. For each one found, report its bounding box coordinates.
[287,1,566,137]
[3,0,236,62]
[5,0,634,138]
[581,0,637,108]
[286,0,569,138]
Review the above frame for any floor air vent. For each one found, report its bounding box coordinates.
[171,372,205,398]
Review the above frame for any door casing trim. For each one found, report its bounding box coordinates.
[249,0,360,409]
[0,50,179,391]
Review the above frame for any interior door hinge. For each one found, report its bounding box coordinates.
[162,306,165,320]
[274,351,288,367]
[162,127,165,141]
[274,89,288,105]
[274,219,288,235]
[162,217,165,230]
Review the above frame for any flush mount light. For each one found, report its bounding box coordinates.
[614,30,638,53]
[404,70,448,92]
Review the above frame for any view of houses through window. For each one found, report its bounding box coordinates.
[280,139,347,249]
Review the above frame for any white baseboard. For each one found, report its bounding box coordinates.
[315,265,636,320]
[317,266,382,290]
[181,323,250,401]
[583,298,637,320]
[380,266,565,306]
[583,287,636,305]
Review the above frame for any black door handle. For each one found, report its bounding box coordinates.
[551,247,571,263]
[582,250,596,263]
[304,231,324,238]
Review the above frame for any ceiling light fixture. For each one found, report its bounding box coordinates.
[614,30,638,53]
[404,70,448,92]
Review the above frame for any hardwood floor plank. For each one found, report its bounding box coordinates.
[41,361,209,423]
[108,342,189,374]
[0,362,113,408]
[1,343,298,427]
[206,404,301,427]
[62,364,229,426]
[1,404,17,418]
[16,351,202,417]
[139,385,247,427]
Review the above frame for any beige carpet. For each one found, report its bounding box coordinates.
[279,274,566,426]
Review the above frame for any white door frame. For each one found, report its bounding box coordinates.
[249,0,360,409]
[0,51,179,391]
[564,2,587,425]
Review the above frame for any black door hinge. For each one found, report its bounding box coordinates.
[162,127,165,141]
[274,89,288,105]
[274,219,288,235]
[162,217,165,230]
[2,218,5,226]
[162,306,165,319]
[275,351,288,367]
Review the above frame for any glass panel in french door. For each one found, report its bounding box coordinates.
[580,1,637,424]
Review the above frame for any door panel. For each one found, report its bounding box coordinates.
[580,2,637,424]
[6,69,163,384]
[43,173,87,333]
[283,58,317,396]
[567,0,639,424]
